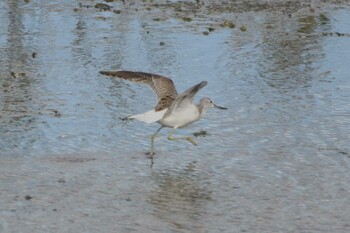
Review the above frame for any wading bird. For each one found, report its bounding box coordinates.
[99,70,227,156]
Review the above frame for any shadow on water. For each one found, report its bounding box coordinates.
[256,13,325,120]
[259,13,333,94]
[148,162,212,231]
[0,0,43,153]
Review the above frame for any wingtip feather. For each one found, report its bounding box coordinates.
[201,81,208,87]
[99,70,121,76]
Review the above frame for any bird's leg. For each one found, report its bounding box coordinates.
[149,126,164,156]
[167,129,198,146]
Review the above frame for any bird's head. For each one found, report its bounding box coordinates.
[199,97,227,116]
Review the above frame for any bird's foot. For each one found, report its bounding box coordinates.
[145,151,155,157]
[186,137,198,146]
[167,135,198,146]
[145,151,155,168]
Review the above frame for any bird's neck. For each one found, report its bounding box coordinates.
[197,103,208,117]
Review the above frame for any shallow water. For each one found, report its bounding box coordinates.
[1,0,350,232]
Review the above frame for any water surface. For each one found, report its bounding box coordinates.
[1,0,350,232]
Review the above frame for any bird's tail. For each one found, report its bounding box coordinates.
[129,109,167,124]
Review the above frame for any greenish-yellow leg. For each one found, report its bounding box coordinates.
[167,129,198,146]
[150,126,164,155]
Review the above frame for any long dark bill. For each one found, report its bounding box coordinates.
[214,103,227,110]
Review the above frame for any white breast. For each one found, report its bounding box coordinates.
[159,103,200,128]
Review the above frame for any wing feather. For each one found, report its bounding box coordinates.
[100,70,178,111]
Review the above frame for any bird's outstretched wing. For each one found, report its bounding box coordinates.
[169,81,207,112]
[99,70,178,111]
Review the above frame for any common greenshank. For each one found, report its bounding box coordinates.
[99,70,227,156]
